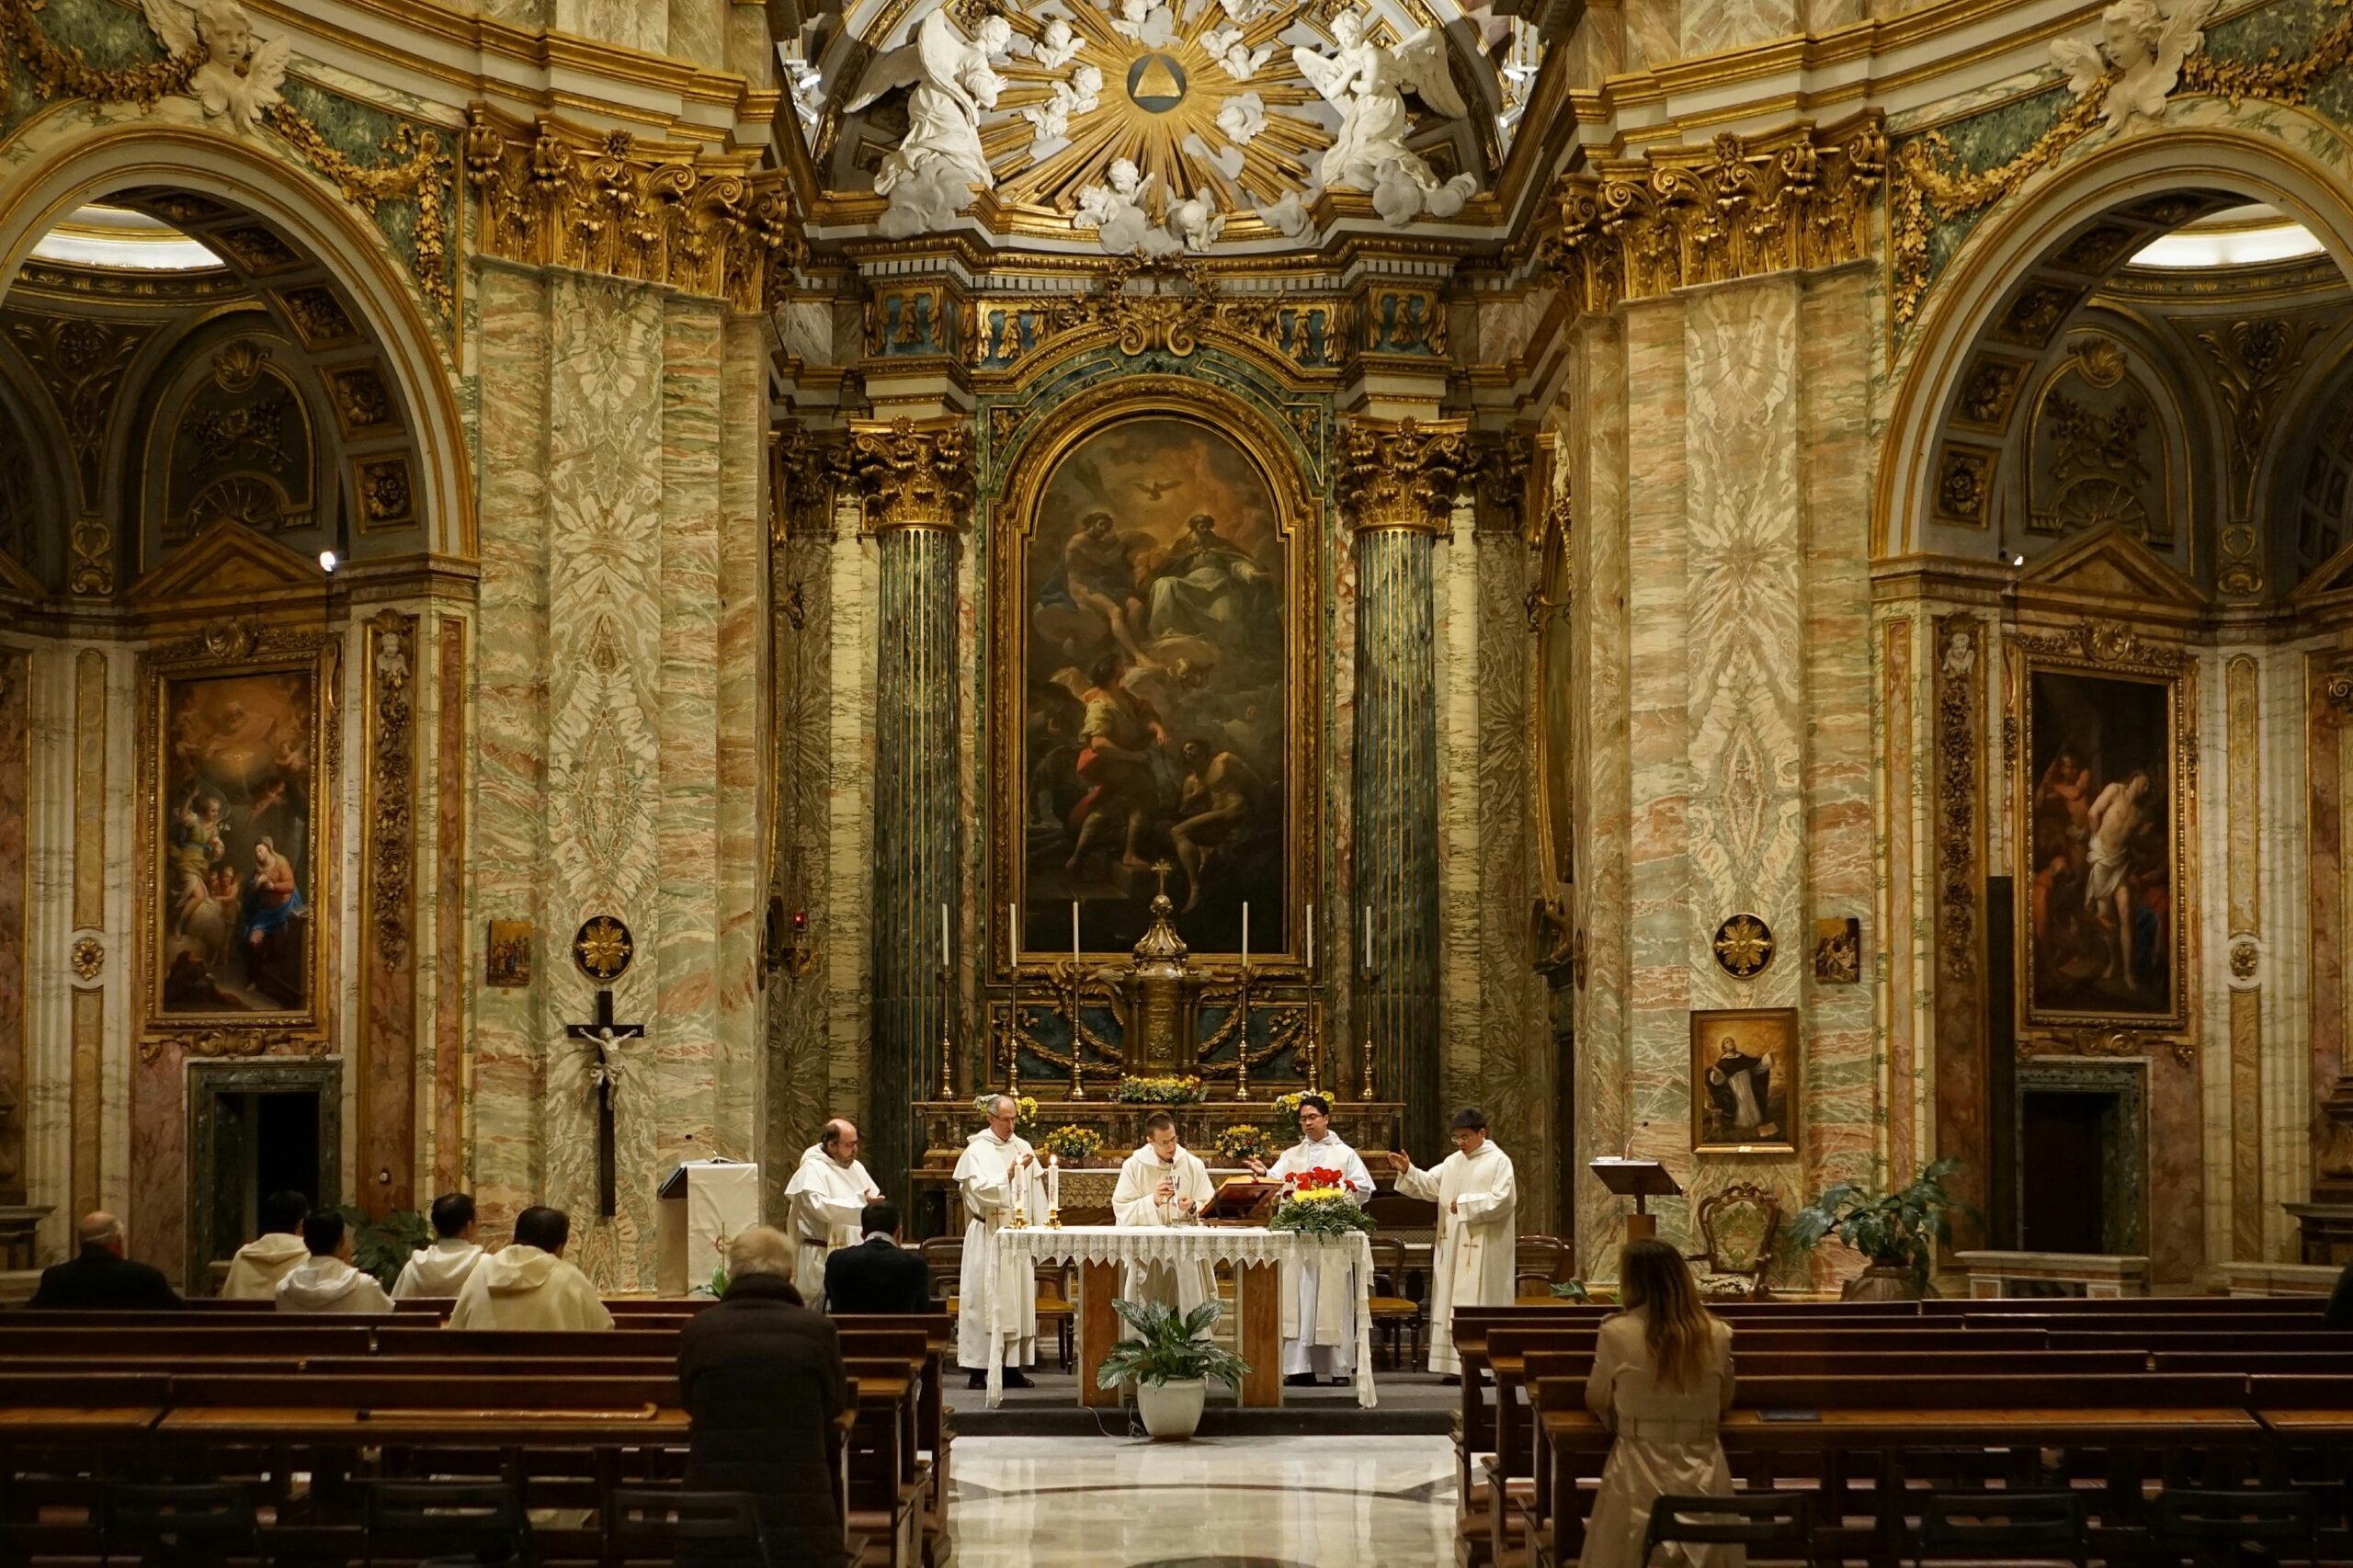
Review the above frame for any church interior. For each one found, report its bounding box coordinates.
[2,0,2353,1559]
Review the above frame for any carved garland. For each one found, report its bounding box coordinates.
[1892,6,2353,328]
[365,611,415,964]
[1933,614,1983,993]
[957,257,1351,373]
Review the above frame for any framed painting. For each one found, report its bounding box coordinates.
[2015,634,2189,1030]
[990,382,1319,965]
[137,623,339,1046]
[1690,1007,1799,1155]
[485,919,533,988]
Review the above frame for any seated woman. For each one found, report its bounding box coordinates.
[1579,1237,1739,1568]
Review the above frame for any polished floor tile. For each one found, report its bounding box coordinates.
[948,1436,1457,1567]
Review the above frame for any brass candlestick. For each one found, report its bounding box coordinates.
[1062,960,1087,1101]
[1360,1035,1377,1102]
[1046,1206,1062,1230]
[1234,960,1252,1100]
[1008,1200,1027,1231]
[937,964,957,1099]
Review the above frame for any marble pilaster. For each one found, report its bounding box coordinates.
[0,648,24,1205]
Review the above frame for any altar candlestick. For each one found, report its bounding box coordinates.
[940,903,949,970]
[1049,1153,1061,1211]
[1241,903,1249,970]
[1363,903,1372,960]
[1306,903,1314,969]
[1008,903,1019,965]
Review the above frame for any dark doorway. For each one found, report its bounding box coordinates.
[188,1062,340,1291]
[2020,1091,2108,1254]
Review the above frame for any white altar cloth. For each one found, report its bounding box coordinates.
[986,1224,1376,1409]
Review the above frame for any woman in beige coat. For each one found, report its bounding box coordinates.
[1577,1238,1738,1568]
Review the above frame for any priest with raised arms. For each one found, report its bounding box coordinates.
[1387,1106,1517,1380]
[1113,1110,1216,1312]
[785,1118,883,1301]
[1245,1093,1374,1387]
[955,1094,1050,1390]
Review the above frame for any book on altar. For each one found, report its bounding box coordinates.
[655,1158,762,1299]
[1200,1177,1284,1225]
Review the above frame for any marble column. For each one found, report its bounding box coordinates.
[853,419,972,1207]
[1341,418,1467,1154]
[0,647,25,1207]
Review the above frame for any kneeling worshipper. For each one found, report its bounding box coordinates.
[786,1118,883,1301]
[1387,1106,1517,1380]
[448,1205,615,1332]
[277,1210,394,1315]
[1112,1111,1216,1313]
[955,1094,1050,1389]
[1246,1093,1374,1387]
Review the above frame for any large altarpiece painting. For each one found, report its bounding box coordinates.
[994,393,1318,964]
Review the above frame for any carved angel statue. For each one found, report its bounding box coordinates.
[2049,0,2215,129]
[1074,159,1183,257]
[1033,17,1084,69]
[1294,12,1479,225]
[1166,192,1225,251]
[1202,24,1276,80]
[141,0,290,133]
[1218,0,1267,22]
[847,10,1015,237]
[1108,0,1177,48]
[1215,90,1268,146]
[1021,64,1106,150]
[1256,189,1315,239]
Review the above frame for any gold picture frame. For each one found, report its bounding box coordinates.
[987,378,1322,972]
[1690,1006,1800,1155]
[136,619,341,1057]
[485,918,533,988]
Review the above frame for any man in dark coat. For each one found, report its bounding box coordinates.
[824,1200,933,1315]
[30,1211,182,1309]
[677,1224,847,1568]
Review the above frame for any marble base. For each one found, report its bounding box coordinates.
[947,1436,1455,1568]
[1954,1249,2151,1298]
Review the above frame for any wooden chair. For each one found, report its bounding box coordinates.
[1367,1235,1423,1370]
[1516,1235,1572,1300]
[917,1237,961,1310]
[1688,1183,1779,1299]
[1033,1265,1075,1373]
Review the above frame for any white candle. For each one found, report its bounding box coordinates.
[1072,900,1081,962]
[1363,903,1372,958]
[941,903,950,970]
[1049,1153,1061,1211]
[1009,903,1020,965]
[1306,903,1315,969]
[1241,903,1249,969]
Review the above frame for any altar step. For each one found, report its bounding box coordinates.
[944,1367,1457,1437]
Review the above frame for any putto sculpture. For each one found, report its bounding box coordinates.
[141,0,291,133]
[848,9,1016,236]
[1294,12,1478,226]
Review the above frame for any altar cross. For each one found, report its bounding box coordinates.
[565,988,644,1217]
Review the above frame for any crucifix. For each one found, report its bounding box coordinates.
[565,988,645,1218]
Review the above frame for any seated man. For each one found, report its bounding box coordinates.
[824,1200,933,1314]
[394,1191,485,1299]
[278,1210,394,1314]
[29,1211,181,1310]
[448,1205,614,1332]
[219,1189,312,1300]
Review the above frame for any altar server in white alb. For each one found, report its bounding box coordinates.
[955,1095,1051,1389]
[1112,1110,1217,1313]
[1388,1106,1518,1378]
[1246,1093,1375,1386]
[785,1119,883,1301]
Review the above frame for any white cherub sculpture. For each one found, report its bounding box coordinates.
[848,10,1014,237]
[1108,0,1176,48]
[1021,63,1106,149]
[1075,159,1182,257]
[1215,91,1268,146]
[1294,11,1479,225]
[1165,192,1225,252]
[140,0,290,133]
[1202,24,1276,81]
[1033,17,1084,69]
[2049,0,2215,129]
[1256,189,1315,239]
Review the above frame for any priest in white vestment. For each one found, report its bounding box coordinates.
[1388,1106,1518,1378]
[1245,1093,1375,1385]
[785,1119,883,1301]
[1112,1110,1216,1314]
[955,1094,1049,1389]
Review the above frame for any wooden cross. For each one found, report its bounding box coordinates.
[564,988,644,1218]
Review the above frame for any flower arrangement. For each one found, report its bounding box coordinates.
[1269,1091,1310,1125]
[972,1092,1041,1137]
[1116,1074,1205,1105]
[1267,1166,1375,1237]
[1211,1123,1274,1164]
[1038,1124,1106,1163]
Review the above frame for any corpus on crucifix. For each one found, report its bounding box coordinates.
[565,915,644,1219]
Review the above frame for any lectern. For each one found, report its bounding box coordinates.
[655,1158,761,1298]
[1589,1157,1681,1242]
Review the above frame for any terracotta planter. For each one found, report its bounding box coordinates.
[1841,1264,1923,1301]
[1135,1378,1206,1439]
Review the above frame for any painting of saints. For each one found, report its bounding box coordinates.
[157,669,314,1015]
[1021,418,1288,954]
[1690,1010,1798,1153]
[2024,669,2175,1020]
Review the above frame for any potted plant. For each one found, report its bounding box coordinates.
[1787,1157,1979,1301]
[1266,1168,1377,1237]
[1094,1298,1251,1440]
[334,1205,429,1292]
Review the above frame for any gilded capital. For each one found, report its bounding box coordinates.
[2327,652,2353,716]
[848,417,975,534]
[1469,431,1535,537]
[773,425,852,542]
[1338,416,1472,537]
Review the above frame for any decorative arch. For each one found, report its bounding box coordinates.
[0,124,474,561]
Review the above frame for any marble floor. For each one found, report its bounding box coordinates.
[947,1435,1458,1568]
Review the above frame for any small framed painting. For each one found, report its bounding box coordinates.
[485,919,533,988]
[1690,1007,1800,1155]
[1813,918,1861,984]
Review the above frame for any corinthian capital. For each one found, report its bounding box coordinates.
[1337,416,1472,536]
[847,417,974,534]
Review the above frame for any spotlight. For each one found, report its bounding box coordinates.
[318,550,338,574]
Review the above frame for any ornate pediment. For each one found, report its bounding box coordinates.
[2015,521,2207,615]
[127,518,326,617]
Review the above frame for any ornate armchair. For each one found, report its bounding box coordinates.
[1687,1183,1780,1299]
[1515,1235,1572,1300]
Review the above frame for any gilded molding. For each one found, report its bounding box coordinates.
[69,935,104,983]
[773,425,850,543]
[2018,1028,2195,1069]
[1547,113,1885,315]
[2328,652,2353,714]
[1338,416,1471,536]
[961,259,1352,377]
[137,1026,324,1065]
[364,611,416,964]
[461,106,796,312]
[1469,430,1535,537]
[1933,614,1983,991]
[847,417,972,534]
[2196,315,2320,597]
[2010,616,2185,670]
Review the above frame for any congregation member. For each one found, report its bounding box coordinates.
[392,1191,486,1298]
[786,1117,883,1301]
[1246,1093,1374,1386]
[29,1211,180,1310]
[218,1189,312,1300]
[824,1200,933,1314]
[277,1210,394,1315]
[1387,1106,1518,1380]
[1578,1237,1736,1568]
[677,1225,848,1568]
[1112,1110,1215,1313]
[954,1093,1049,1389]
[448,1205,614,1332]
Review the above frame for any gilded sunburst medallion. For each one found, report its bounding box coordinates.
[573,915,636,983]
[1711,914,1774,980]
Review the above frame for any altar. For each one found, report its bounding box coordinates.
[985,1225,1377,1412]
